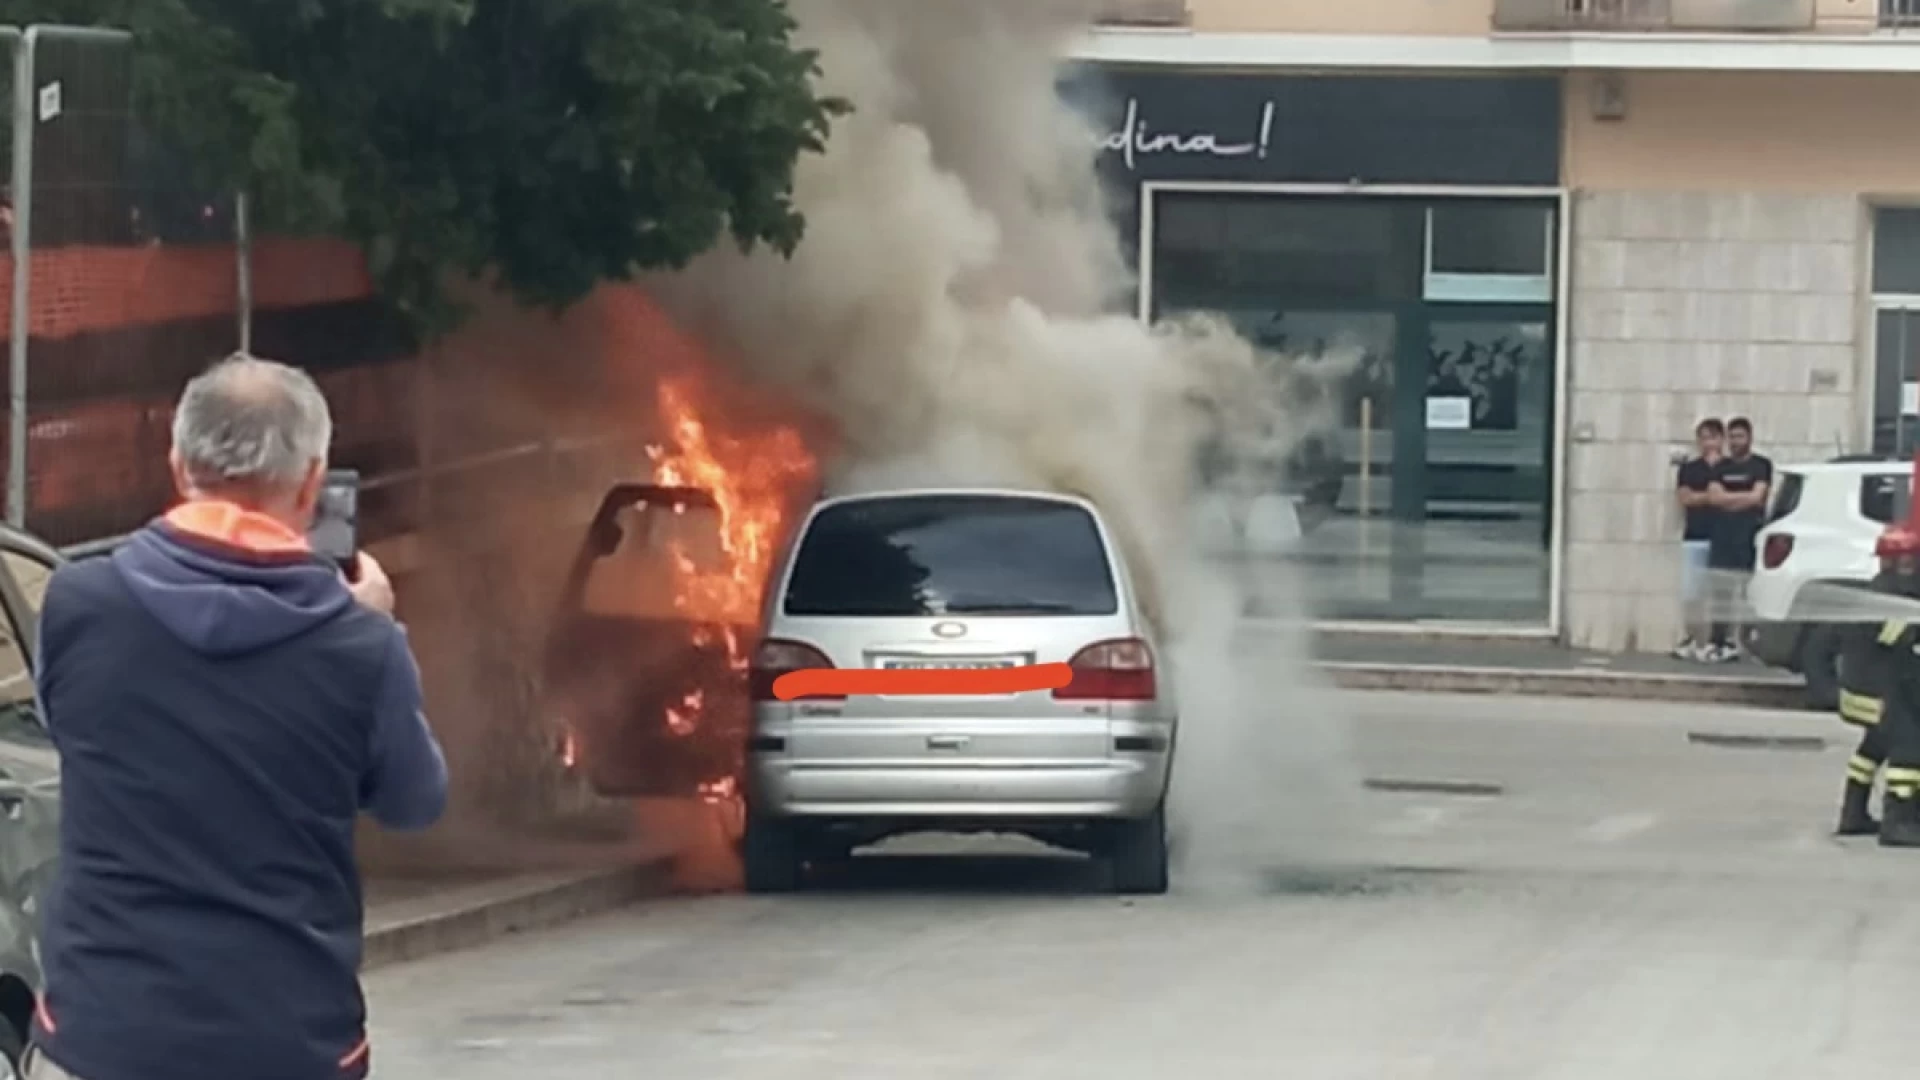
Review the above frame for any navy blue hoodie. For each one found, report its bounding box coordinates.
[30,504,448,1080]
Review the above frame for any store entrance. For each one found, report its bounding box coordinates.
[1152,191,1558,624]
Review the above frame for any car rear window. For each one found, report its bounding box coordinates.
[1861,473,1912,526]
[1765,471,1804,526]
[783,495,1120,617]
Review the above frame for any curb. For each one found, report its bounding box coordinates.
[363,857,674,971]
[1319,662,1811,710]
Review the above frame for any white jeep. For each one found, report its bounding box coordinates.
[1745,457,1911,709]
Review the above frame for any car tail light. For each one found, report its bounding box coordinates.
[749,638,842,701]
[1762,533,1795,570]
[1054,638,1157,701]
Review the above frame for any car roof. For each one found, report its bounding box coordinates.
[0,522,63,565]
[1779,461,1912,476]
[810,487,1102,515]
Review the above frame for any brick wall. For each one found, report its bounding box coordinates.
[1565,190,1864,652]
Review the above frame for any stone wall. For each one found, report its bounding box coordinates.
[1564,191,1865,652]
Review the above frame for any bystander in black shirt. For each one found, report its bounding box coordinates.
[1709,453,1774,570]
[1676,456,1717,542]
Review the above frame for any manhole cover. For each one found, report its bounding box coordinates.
[561,991,629,1008]
[461,1012,558,1029]
[1364,778,1504,798]
[1687,733,1826,752]
[1261,865,1468,896]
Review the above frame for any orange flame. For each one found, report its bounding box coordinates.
[641,370,814,876]
[647,373,816,679]
[697,775,740,803]
[665,689,705,736]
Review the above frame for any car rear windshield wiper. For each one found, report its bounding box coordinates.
[945,602,1085,615]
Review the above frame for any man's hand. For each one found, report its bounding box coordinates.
[348,552,395,616]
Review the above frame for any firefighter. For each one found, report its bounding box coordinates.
[1874,526,1920,847]
[1834,528,1918,834]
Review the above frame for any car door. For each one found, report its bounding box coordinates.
[543,484,751,798]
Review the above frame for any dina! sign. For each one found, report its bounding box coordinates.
[1073,70,1561,188]
[1102,96,1278,173]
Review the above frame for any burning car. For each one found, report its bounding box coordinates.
[740,489,1176,895]
[542,375,818,803]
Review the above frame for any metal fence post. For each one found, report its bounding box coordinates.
[235,190,251,352]
[7,26,35,528]
[5,25,132,529]
[415,343,434,534]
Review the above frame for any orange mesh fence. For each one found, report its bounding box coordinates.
[0,236,396,546]
[0,238,372,341]
[23,397,174,544]
[24,358,418,547]
[5,248,732,548]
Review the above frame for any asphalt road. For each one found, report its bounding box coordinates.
[365,691,1920,1080]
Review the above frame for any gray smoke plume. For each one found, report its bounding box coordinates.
[649,0,1361,887]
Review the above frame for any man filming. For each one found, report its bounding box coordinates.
[26,354,448,1080]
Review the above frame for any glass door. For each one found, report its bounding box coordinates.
[1873,306,1920,457]
[1413,308,1554,622]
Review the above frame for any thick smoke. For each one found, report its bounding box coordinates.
[650,0,1360,886]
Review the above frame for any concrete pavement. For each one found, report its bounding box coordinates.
[363,691,1915,1079]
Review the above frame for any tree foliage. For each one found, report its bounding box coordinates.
[0,0,843,334]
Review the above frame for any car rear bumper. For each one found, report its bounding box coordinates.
[748,756,1169,820]
[1745,568,1798,624]
[1746,620,1803,669]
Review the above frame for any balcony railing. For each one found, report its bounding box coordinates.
[1094,0,1190,26]
[1492,0,1815,31]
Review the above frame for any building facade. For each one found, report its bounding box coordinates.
[1081,0,1920,651]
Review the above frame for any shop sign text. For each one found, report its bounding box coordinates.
[1100,96,1276,173]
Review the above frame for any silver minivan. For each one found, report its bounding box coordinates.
[743,489,1176,894]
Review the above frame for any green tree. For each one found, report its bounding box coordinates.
[0,0,842,334]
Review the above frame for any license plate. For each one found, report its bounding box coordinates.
[879,658,1017,671]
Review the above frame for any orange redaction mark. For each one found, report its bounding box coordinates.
[772,662,1074,701]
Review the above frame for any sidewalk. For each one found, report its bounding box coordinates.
[362,860,670,970]
[1310,632,1808,710]
[359,824,683,970]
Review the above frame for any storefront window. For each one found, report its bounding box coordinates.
[1872,208,1920,456]
[1428,204,1551,277]
[1424,203,1553,303]
[1873,208,1920,296]
[1153,196,1421,311]
[1152,191,1557,625]
[1872,307,1920,457]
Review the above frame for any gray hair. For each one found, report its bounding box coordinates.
[170,352,333,493]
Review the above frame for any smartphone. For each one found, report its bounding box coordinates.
[310,469,360,572]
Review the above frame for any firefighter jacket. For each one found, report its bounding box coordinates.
[1883,627,1920,793]
[1839,573,1910,727]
